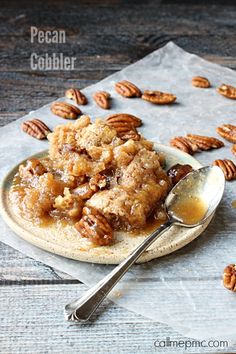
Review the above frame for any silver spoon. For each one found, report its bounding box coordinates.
[65,165,225,322]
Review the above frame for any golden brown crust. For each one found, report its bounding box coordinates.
[192,76,210,88]
[89,174,107,190]
[51,101,82,119]
[53,188,84,219]
[142,90,176,104]
[115,80,142,98]
[65,88,87,105]
[11,116,170,247]
[19,158,47,180]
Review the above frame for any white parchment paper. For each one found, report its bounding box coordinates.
[1,42,236,341]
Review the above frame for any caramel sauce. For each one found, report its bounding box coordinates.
[171,196,207,225]
[232,200,236,208]
[39,216,73,228]
[128,214,167,236]
[11,173,71,227]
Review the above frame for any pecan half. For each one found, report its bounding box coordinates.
[213,159,236,181]
[51,102,81,119]
[21,119,51,139]
[231,144,236,156]
[192,76,210,88]
[170,136,198,155]
[167,164,193,186]
[65,88,87,105]
[216,124,236,143]
[106,113,142,128]
[93,91,111,109]
[186,134,224,150]
[119,128,140,141]
[115,80,142,98]
[223,264,236,291]
[217,84,236,99]
[142,90,176,104]
[105,113,141,141]
[112,124,140,140]
[75,206,113,246]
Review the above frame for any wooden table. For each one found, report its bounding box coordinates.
[1,1,236,352]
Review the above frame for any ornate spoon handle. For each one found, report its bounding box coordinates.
[65,219,173,322]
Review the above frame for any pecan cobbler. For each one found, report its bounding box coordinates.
[10,116,192,246]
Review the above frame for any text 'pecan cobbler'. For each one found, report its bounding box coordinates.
[10,115,172,246]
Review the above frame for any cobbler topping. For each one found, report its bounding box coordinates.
[10,116,171,246]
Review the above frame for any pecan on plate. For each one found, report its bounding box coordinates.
[231,144,236,156]
[106,113,142,128]
[51,102,81,119]
[65,88,87,105]
[75,206,113,246]
[213,159,236,181]
[217,84,236,99]
[192,76,210,88]
[186,134,224,150]
[141,90,176,105]
[223,264,236,292]
[115,80,142,98]
[21,119,51,139]
[167,163,193,186]
[170,136,198,155]
[216,124,236,143]
[93,91,111,109]
[118,128,140,141]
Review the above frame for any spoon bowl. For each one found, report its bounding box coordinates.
[166,165,225,227]
[65,165,225,322]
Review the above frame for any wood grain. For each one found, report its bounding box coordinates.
[1,1,236,352]
[0,283,235,354]
[0,2,236,128]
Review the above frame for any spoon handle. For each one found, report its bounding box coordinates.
[65,219,173,322]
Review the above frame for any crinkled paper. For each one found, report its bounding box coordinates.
[1,42,236,341]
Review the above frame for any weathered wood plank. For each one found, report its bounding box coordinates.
[0,283,234,354]
[0,3,236,73]
[1,1,236,350]
[0,242,73,281]
[1,35,236,72]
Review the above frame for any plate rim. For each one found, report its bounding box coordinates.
[0,143,209,264]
